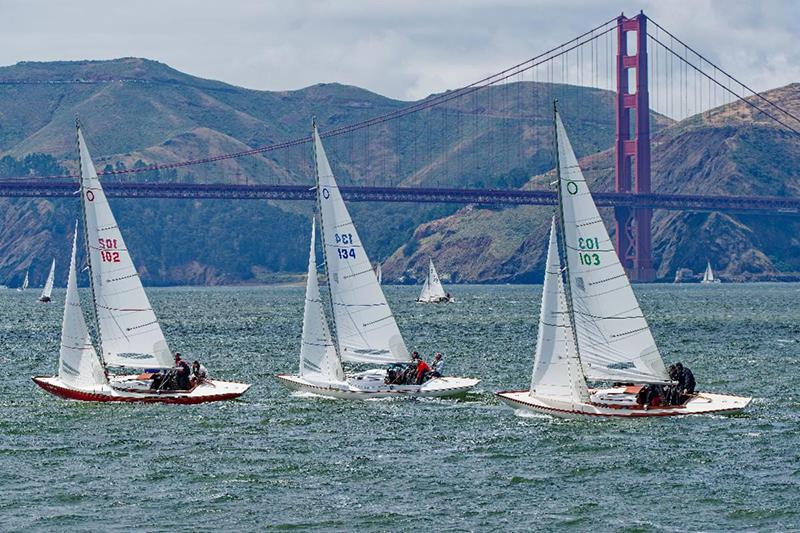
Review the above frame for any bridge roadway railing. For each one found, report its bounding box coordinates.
[1,180,798,215]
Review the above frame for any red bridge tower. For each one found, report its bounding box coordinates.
[615,12,655,282]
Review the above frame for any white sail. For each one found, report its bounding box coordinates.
[417,277,431,302]
[703,262,715,282]
[21,270,29,291]
[428,259,447,299]
[555,111,668,383]
[313,124,409,364]
[530,217,589,403]
[375,263,382,285]
[300,219,345,383]
[40,259,55,300]
[78,126,172,369]
[59,227,106,388]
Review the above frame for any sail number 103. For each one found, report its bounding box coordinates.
[577,236,600,266]
[98,238,121,263]
[335,233,357,260]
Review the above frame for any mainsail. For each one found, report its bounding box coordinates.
[21,270,29,291]
[313,124,409,364]
[78,126,172,369]
[300,219,345,383]
[59,227,106,388]
[530,218,588,404]
[555,110,668,384]
[375,263,382,285]
[40,259,55,300]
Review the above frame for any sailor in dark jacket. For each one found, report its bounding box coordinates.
[675,362,696,395]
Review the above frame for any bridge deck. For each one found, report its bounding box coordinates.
[1,181,798,215]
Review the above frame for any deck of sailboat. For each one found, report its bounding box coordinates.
[496,390,751,418]
[276,373,479,399]
[32,375,251,404]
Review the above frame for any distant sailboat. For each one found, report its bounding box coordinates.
[33,122,251,404]
[38,259,55,302]
[701,262,721,284]
[276,122,479,399]
[417,258,453,303]
[496,104,750,418]
[375,262,382,285]
[17,269,29,292]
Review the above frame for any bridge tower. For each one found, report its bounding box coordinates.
[614,12,655,282]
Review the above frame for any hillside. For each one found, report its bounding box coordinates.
[385,84,800,283]
[2,58,797,287]
[0,58,644,287]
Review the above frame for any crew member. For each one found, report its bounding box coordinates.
[430,353,444,378]
[415,357,431,385]
[676,362,696,395]
[174,353,191,390]
[192,360,208,385]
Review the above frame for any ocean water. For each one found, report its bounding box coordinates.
[0,284,798,532]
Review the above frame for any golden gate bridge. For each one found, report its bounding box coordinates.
[2,12,799,281]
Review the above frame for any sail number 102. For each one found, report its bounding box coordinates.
[577,236,600,266]
[98,238,121,263]
[335,233,357,260]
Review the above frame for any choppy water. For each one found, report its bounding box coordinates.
[0,284,798,531]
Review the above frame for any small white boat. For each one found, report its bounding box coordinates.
[417,258,453,303]
[38,258,55,302]
[701,261,722,284]
[33,123,250,404]
[17,269,29,292]
[375,262,382,285]
[496,105,750,419]
[276,123,478,400]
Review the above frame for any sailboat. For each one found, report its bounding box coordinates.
[701,261,721,284]
[276,123,479,399]
[17,269,29,292]
[375,262,382,285]
[33,123,250,403]
[417,258,453,303]
[38,259,55,302]
[496,105,750,418]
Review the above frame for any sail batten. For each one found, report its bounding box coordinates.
[313,125,409,364]
[555,111,668,384]
[78,127,172,369]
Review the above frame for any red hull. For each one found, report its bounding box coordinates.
[32,376,247,405]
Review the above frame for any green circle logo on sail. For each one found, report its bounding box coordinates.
[566,181,578,195]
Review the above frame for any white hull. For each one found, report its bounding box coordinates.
[276,373,479,399]
[496,390,751,419]
[33,375,251,404]
[701,280,722,284]
[417,296,454,304]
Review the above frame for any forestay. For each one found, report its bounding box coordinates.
[530,218,588,403]
[78,127,172,369]
[59,227,106,388]
[41,258,55,300]
[300,219,345,383]
[313,125,409,364]
[555,112,668,383]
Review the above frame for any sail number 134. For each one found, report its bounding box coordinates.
[335,233,357,259]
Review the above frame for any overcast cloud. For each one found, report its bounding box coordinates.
[1,0,798,100]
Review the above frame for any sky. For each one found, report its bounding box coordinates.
[1,0,798,101]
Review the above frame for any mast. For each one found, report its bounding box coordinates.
[311,118,343,366]
[76,120,108,373]
[552,100,586,382]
